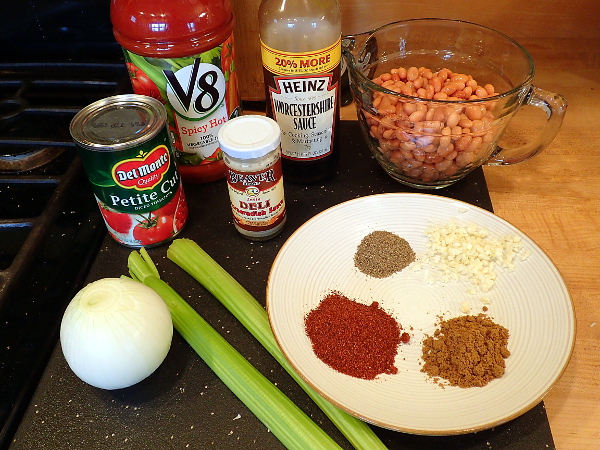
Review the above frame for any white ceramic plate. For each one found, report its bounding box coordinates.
[266,193,575,435]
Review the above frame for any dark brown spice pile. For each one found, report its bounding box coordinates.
[354,230,415,278]
[421,314,510,388]
[305,292,410,380]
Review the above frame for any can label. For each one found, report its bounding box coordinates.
[226,162,286,232]
[83,133,187,247]
[71,95,188,248]
[122,34,241,169]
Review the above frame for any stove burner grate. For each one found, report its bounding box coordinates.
[0,61,130,447]
[0,62,130,172]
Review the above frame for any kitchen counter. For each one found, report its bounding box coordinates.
[7,36,600,449]
[481,38,600,449]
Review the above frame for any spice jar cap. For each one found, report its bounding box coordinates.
[218,115,281,159]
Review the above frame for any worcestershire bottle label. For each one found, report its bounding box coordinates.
[270,74,337,160]
[261,39,341,161]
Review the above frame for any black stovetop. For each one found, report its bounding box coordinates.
[0,60,132,447]
[0,1,132,444]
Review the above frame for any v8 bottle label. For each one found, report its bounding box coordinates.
[165,59,228,161]
[122,34,241,169]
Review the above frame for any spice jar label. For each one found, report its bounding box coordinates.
[226,164,286,231]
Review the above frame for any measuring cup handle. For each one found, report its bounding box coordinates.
[487,87,568,165]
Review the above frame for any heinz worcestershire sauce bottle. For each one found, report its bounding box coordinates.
[259,0,342,183]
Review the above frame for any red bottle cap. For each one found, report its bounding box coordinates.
[111,0,234,57]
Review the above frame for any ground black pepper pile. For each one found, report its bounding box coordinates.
[354,230,415,278]
[304,292,410,380]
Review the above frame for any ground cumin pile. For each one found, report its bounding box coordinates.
[304,292,410,380]
[421,314,510,388]
[354,230,415,278]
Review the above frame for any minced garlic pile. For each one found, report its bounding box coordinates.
[411,221,531,292]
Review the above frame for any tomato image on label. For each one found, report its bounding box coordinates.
[134,213,175,245]
[99,203,133,234]
[132,184,188,246]
[126,63,164,103]
[154,184,188,229]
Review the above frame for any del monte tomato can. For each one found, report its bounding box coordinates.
[70,94,188,248]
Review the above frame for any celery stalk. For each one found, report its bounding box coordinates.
[167,239,389,450]
[128,250,342,450]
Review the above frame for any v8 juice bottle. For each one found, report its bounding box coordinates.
[110,0,241,184]
[259,0,342,183]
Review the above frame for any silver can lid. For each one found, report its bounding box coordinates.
[218,115,281,159]
[69,94,167,151]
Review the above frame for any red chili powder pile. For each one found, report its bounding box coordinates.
[304,292,410,380]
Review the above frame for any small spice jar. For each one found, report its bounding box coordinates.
[218,115,286,241]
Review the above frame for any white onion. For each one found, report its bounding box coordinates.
[60,277,173,390]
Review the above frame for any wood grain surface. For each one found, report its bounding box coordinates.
[482,37,600,450]
[235,3,600,446]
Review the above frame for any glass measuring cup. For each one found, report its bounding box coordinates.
[343,18,567,189]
